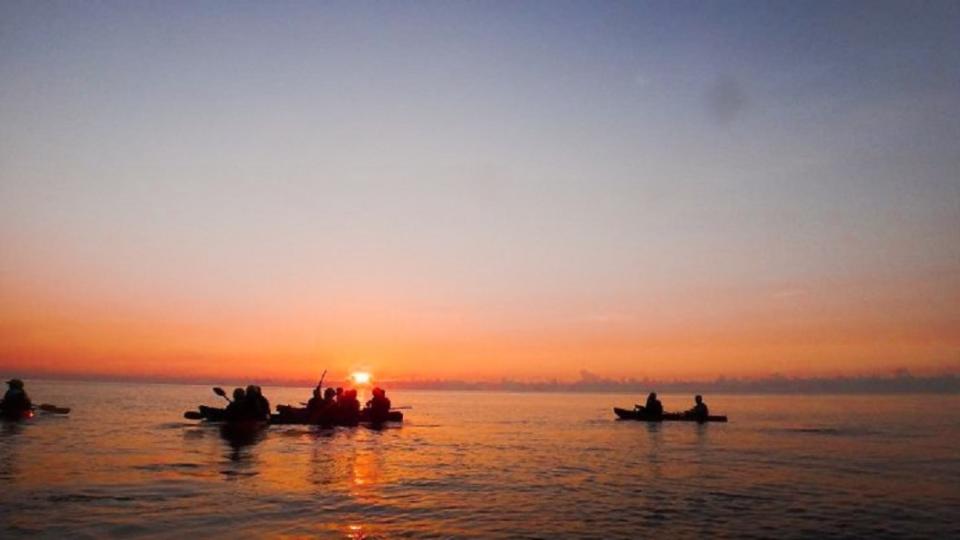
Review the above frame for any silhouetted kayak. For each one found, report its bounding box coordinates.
[613,407,727,422]
[193,405,235,422]
[1,408,34,422]
[185,405,403,425]
[271,405,403,425]
[1,404,71,421]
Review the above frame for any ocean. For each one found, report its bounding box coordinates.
[1,380,958,538]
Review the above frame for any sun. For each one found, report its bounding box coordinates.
[351,371,371,385]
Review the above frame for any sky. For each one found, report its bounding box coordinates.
[1,1,958,383]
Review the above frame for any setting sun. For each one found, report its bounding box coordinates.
[351,372,371,385]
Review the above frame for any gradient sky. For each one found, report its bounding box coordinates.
[1,1,958,382]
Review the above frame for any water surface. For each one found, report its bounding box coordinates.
[1,381,958,538]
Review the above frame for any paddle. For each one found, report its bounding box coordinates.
[213,387,231,403]
[183,411,203,420]
[390,406,413,410]
[291,370,330,407]
[37,403,70,415]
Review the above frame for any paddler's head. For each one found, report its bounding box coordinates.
[6,378,24,389]
[233,388,246,401]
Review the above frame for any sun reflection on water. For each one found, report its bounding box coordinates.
[346,523,366,539]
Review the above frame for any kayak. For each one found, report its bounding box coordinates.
[195,405,234,422]
[272,405,403,425]
[1,403,70,422]
[1,408,34,422]
[185,405,403,426]
[614,407,727,423]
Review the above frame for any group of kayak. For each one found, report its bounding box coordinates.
[184,383,403,427]
[614,392,727,423]
[4,377,727,427]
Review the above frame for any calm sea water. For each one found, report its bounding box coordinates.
[1,380,958,538]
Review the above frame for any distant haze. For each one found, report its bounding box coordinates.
[2,1,958,382]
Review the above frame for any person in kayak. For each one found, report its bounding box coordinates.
[686,395,709,420]
[304,387,337,423]
[224,387,247,420]
[306,387,323,411]
[338,388,360,424]
[635,392,663,417]
[1,378,32,416]
[365,387,391,420]
[245,385,271,420]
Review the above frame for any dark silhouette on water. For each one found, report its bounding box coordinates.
[686,395,709,421]
[186,383,404,426]
[365,387,392,423]
[306,387,322,409]
[0,379,71,421]
[193,386,273,423]
[305,387,337,424]
[224,388,247,419]
[1,379,32,421]
[337,388,361,425]
[634,392,663,418]
[615,393,727,423]
[247,385,271,421]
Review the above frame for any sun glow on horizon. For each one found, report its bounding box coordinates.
[351,372,372,385]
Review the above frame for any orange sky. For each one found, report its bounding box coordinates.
[2,250,957,382]
[2,3,959,383]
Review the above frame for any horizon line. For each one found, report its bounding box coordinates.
[4,369,958,394]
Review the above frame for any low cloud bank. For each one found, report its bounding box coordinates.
[6,369,958,394]
[387,371,959,394]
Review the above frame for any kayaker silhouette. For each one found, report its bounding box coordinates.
[224,388,247,419]
[635,392,663,417]
[1,379,32,420]
[686,395,709,421]
[365,387,392,422]
[244,385,271,420]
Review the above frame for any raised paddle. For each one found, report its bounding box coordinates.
[37,403,70,415]
[294,370,330,407]
[212,387,231,403]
